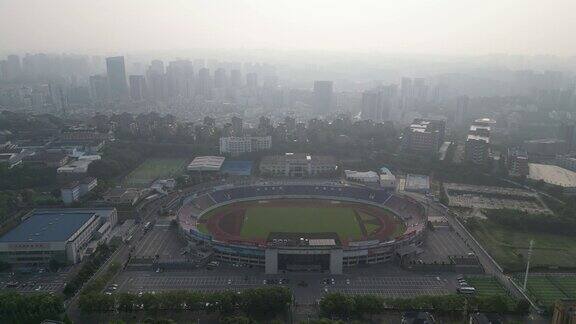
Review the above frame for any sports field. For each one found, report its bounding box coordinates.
[514,274,576,307]
[199,199,406,245]
[124,158,188,188]
[241,206,362,239]
[465,276,517,308]
[467,219,576,272]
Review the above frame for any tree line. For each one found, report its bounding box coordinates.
[63,243,116,298]
[79,287,291,321]
[319,293,529,320]
[0,292,67,324]
[482,208,576,237]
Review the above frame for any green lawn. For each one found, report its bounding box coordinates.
[465,276,517,309]
[240,206,362,240]
[513,274,576,307]
[124,158,188,188]
[466,219,576,272]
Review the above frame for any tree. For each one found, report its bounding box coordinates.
[319,294,355,319]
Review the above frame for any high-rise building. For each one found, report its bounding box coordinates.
[105,56,129,100]
[400,77,414,110]
[313,81,333,113]
[455,95,470,126]
[129,75,147,101]
[149,60,165,75]
[197,68,211,97]
[6,55,22,80]
[559,121,576,152]
[361,85,397,122]
[246,73,258,88]
[231,116,243,136]
[166,60,194,99]
[230,69,242,88]
[214,68,227,88]
[89,75,109,103]
[465,118,493,164]
[402,118,446,155]
[146,67,166,102]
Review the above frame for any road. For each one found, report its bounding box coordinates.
[66,193,174,322]
[409,193,547,322]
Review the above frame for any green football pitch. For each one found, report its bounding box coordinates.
[124,158,188,187]
[239,206,363,240]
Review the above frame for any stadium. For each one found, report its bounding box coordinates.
[177,182,427,274]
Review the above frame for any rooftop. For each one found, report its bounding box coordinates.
[187,156,225,171]
[261,153,336,165]
[528,163,576,188]
[0,211,96,243]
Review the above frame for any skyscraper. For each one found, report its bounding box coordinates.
[129,75,147,101]
[361,85,397,122]
[214,68,227,88]
[197,68,211,97]
[105,56,129,100]
[89,75,109,103]
[5,55,21,80]
[230,69,242,88]
[246,73,258,88]
[313,81,333,113]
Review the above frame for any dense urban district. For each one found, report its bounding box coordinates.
[1,53,576,324]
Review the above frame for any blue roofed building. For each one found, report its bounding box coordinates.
[0,208,117,268]
[220,160,253,176]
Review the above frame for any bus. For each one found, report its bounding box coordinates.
[144,221,152,231]
[457,287,476,295]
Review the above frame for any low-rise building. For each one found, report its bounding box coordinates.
[404,174,430,193]
[259,153,337,177]
[187,156,225,172]
[22,150,69,168]
[60,177,98,205]
[551,299,576,324]
[103,187,141,206]
[0,208,117,267]
[0,152,23,169]
[219,136,272,157]
[345,170,380,183]
[379,167,397,189]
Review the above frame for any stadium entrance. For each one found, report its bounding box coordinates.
[265,249,343,274]
[278,253,330,272]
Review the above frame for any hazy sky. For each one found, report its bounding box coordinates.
[1,0,576,55]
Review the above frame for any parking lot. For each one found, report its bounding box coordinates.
[0,269,70,293]
[134,222,186,260]
[115,266,454,305]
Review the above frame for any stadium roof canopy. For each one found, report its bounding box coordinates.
[0,211,96,243]
[187,156,225,172]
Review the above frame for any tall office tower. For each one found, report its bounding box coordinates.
[193,59,206,69]
[361,85,397,122]
[146,67,167,102]
[400,77,414,111]
[413,78,427,98]
[105,56,129,100]
[5,55,22,80]
[246,73,258,88]
[559,121,576,152]
[129,75,147,101]
[166,60,194,99]
[263,74,279,89]
[214,68,228,88]
[231,116,243,136]
[455,95,470,126]
[196,68,212,98]
[149,60,165,75]
[0,60,7,81]
[89,75,110,103]
[230,69,242,88]
[313,81,334,114]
